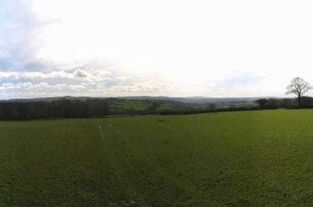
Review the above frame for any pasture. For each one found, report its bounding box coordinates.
[1,110,313,206]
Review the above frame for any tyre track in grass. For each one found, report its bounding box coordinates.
[112,118,197,204]
[96,121,142,204]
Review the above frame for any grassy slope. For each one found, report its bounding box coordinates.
[1,110,313,206]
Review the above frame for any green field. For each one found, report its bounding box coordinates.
[2,110,313,206]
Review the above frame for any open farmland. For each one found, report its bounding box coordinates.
[2,110,313,206]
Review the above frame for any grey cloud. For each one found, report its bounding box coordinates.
[74,69,90,78]
[0,0,58,71]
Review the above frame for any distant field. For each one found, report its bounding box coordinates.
[2,110,313,206]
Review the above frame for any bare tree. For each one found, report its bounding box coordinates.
[286,77,312,107]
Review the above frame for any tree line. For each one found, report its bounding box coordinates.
[256,77,313,109]
[0,98,171,120]
[1,77,312,120]
[0,99,110,120]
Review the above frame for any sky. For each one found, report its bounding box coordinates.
[1,0,313,99]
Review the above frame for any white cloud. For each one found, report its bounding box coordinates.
[0,70,72,80]
[2,0,313,98]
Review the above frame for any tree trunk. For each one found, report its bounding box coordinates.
[298,94,301,108]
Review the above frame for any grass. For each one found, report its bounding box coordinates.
[2,109,313,206]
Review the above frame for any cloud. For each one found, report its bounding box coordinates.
[3,0,313,98]
[203,71,267,97]
[74,69,90,78]
[0,68,131,98]
[0,67,273,99]
[0,70,72,80]
[0,0,63,72]
[0,0,38,70]
[214,71,266,89]
[0,67,185,99]
[0,81,87,98]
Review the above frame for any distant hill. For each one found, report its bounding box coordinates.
[0,96,277,120]
[0,96,263,104]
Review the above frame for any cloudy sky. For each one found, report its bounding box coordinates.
[1,0,313,99]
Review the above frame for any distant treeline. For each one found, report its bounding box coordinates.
[160,97,313,115]
[0,98,174,120]
[1,96,313,120]
[0,99,110,120]
[256,96,313,109]
[159,106,260,115]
